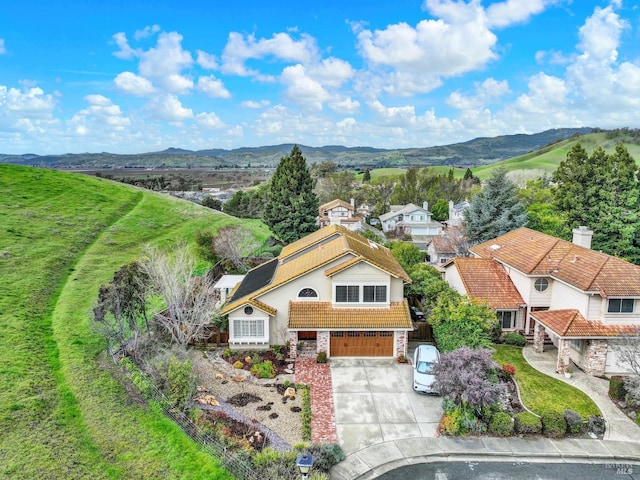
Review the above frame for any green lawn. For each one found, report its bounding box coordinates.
[0,165,271,479]
[493,345,601,418]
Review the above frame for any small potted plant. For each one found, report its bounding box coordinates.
[564,367,574,379]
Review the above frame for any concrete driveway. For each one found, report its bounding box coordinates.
[330,354,443,454]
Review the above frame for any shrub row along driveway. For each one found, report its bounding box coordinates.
[330,357,442,454]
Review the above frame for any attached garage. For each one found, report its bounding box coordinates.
[330,331,394,357]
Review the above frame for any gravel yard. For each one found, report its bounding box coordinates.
[191,349,304,448]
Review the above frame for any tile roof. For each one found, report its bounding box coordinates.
[448,257,525,309]
[471,227,640,296]
[319,199,353,212]
[532,309,640,338]
[288,300,413,329]
[221,225,410,315]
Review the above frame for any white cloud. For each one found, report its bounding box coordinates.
[0,86,57,116]
[447,78,509,110]
[70,95,131,134]
[485,0,551,28]
[329,97,360,114]
[137,32,193,93]
[196,112,225,129]
[221,31,318,76]
[368,100,416,127]
[112,32,138,60]
[114,71,155,96]
[280,64,329,110]
[241,100,271,108]
[0,39,7,55]
[134,24,160,40]
[144,94,193,122]
[196,75,231,98]
[307,57,355,88]
[196,50,219,70]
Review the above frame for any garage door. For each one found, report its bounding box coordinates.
[330,331,394,357]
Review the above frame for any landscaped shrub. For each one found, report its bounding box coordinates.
[316,351,327,364]
[233,360,244,369]
[541,410,567,438]
[165,356,195,410]
[251,360,276,379]
[587,415,606,436]
[609,375,626,400]
[489,412,514,436]
[514,411,542,435]
[563,409,584,434]
[439,405,486,435]
[504,332,527,347]
[304,443,346,472]
[502,364,516,376]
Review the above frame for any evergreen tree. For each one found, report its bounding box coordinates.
[431,199,449,222]
[463,168,527,245]
[554,143,640,263]
[363,168,371,182]
[263,145,319,243]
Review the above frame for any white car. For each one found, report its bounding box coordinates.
[413,344,440,394]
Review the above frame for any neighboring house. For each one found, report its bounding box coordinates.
[220,224,413,359]
[445,200,470,227]
[213,274,246,308]
[428,226,467,265]
[317,198,363,231]
[379,202,443,239]
[444,226,640,376]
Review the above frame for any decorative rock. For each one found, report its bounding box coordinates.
[233,376,245,383]
[245,356,252,363]
[283,387,296,398]
[196,385,209,392]
[215,373,224,380]
[287,364,294,369]
[284,369,293,374]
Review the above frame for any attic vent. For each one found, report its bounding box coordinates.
[489,244,501,251]
[368,240,379,249]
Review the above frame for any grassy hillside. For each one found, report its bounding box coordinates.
[0,165,271,479]
[472,132,640,180]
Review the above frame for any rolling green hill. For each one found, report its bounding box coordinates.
[0,165,271,479]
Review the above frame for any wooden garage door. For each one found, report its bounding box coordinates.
[330,331,394,357]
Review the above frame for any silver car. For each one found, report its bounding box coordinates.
[413,344,440,394]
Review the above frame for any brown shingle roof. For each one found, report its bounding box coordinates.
[471,227,640,296]
[431,236,457,254]
[319,199,353,213]
[221,225,410,315]
[532,309,640,338]
[288,300,412,329]
[449,257,524,309]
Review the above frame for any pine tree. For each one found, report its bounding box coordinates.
[463,168,528,245]
[554,143,640,263]
[263,145,319,243]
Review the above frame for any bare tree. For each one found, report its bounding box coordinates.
[211,225,259,271]
[612,332,640,404]
[141,244,220,346]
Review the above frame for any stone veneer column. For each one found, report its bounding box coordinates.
[583,339,608,376]
[317,331,329,356]
[289,331,298,359]
[556,338,571,373]
[396,331,408,358]
[533,321,545,353]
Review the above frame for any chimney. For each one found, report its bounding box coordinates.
[350,198,355,208]
[423,201,429,211]
[572,226,593,249]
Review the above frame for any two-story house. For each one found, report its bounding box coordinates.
[444,226,640,376]
[220,225,413,359]
[379,202,443,239]
[317,199,363,231]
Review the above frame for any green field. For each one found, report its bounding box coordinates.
[0,165,271,479]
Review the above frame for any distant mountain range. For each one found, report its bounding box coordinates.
[0,128,593,169]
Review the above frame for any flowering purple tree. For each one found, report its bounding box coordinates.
[433,347,505,409]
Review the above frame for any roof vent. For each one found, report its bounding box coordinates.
[368,240,378,249]
[489,244,501,250]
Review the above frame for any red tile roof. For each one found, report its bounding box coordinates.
[449,257,525,309]
[288,300,413,329]
[471,227,640,296]
[531,309,640,338]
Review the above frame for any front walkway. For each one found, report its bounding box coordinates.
[523,345,639,442]
[294,356,338,443]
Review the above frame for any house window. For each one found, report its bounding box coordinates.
[298,288,318,299]
[363,285,387,303]
[244,306,254,316]
[335,285,359,303]
[534,278,549,292]
[569,339,583,352]
[608,298,634,313]
[233,318,264,338]
[497,311,516,329]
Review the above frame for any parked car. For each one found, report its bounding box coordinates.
[413,344,440,394]
[410,305,425,322]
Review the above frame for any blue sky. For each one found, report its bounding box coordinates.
[1,0,639,154]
